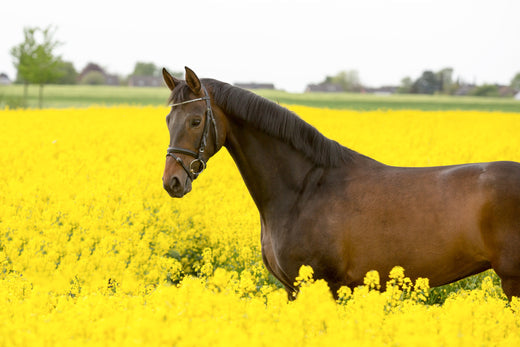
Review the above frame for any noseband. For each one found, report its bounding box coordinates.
[166,85,218,180]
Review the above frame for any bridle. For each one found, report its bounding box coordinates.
[166,85,218,180]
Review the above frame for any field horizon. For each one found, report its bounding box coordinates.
[2,83,520,112]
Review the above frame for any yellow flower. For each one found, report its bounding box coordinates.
[364,270,381,290]
[1,106,520,345]
[294,265,315,287]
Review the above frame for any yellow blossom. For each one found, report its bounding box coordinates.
[1,105,520,345]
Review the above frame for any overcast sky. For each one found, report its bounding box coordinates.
[1,0,519,92]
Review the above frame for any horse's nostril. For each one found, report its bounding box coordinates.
[170,176,180,189]
[163,175,185,198]
[163,176,180,193]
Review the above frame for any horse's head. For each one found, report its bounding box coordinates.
[162,67,225,197]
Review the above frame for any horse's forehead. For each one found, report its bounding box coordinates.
[167,103,205,131]
[175,102,205,116]
[167,108,186,125]
[170,84,195,103]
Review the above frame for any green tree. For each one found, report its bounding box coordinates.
[397,77,413,94]
[325,70,362,92]
[133,62,159,76]
[55,61,78,84]
[10,26,63,108]
[470,84,499,97]
[80,71,106,85]
[436,67,454,94]
[511,72,520,91]
[411,70,440,94]
[10,27,37,107]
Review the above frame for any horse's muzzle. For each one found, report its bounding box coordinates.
[163,174,192,198]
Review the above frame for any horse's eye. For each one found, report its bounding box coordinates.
[191,118,202,127]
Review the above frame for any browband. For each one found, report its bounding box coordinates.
[169,96,210,107]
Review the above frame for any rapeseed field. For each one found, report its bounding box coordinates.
[1,105,520,345]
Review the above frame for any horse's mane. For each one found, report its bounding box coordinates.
[169,79,359,168]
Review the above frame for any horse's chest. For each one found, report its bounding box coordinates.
[261,219,344,286]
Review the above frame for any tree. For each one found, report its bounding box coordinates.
[10,26,63,108]
[470,84,499,97]
[80,71,106,85]
[169,70,184,79]
[325,70,362,92]
[55,61,78,84]
[133,62,159,76]
[397,77,413,94]
[10,27,37,107]
[511,72,520,92]
[436,67,454,94]
[411,70,440,95]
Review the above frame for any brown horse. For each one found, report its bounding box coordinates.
[161,67,520,300]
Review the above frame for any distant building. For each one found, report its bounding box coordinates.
[515,92,520,101]
[78,63,119,86]
[0,73,11,85]
[234,82,275,90]
[305,83,343,93]
[78,63,104,81]
[454,84,476,96]
[498,85,515,97]
[104,74,120,86]
[128,75,164,87]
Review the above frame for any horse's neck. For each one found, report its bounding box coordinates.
[224,120,316,217]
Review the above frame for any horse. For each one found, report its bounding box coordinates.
[161,67,520,300]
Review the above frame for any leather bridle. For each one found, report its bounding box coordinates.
[166,85,218,180]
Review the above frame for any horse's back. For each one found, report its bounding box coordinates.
[478,161,520,197]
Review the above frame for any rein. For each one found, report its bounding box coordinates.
[166,85,218,180]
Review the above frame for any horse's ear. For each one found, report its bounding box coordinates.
[162,68,179,91]
[185,66,201,94]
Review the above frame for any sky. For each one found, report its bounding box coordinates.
[1,0,519,92]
